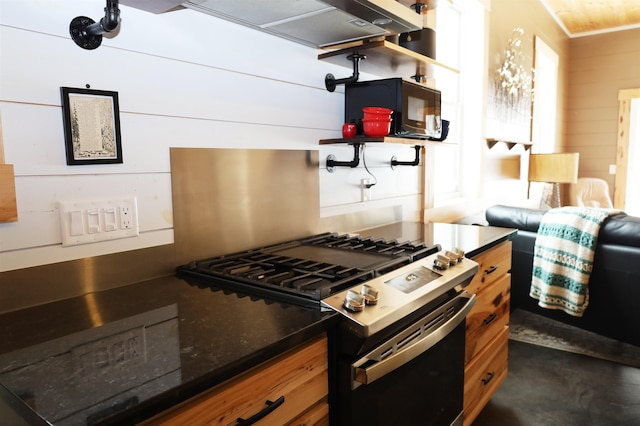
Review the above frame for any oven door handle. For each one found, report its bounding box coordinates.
[351,291,475,389]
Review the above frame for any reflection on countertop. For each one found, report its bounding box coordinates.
[0,276,337,425]
[358,222,517,258]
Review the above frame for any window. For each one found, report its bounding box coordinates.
[432,0,487,203]
[532,36,559,153]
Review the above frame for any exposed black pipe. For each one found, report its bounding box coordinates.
[391,145,421,168]
[326,143,361,172]
[325,54,366,92]
[411,3,428,14]
[70,0,121,50]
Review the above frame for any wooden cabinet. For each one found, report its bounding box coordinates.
[142,335,329,426]
[463,241,512,426]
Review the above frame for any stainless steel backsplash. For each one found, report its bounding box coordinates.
[170,148,404,265]
[170,148,322,266]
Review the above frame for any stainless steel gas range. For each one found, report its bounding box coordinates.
[171,148,478,426]
[177,232,477,426]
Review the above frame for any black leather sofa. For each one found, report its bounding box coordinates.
[486,205,640,347]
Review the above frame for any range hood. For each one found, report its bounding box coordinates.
[180,0,422,48]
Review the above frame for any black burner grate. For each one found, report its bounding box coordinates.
[177,233,440,307]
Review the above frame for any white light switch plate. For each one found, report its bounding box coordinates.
[59,197,139,246]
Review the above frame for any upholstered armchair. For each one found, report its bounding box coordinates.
[569,177,613,208]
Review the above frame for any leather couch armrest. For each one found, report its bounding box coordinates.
[485,205,545,232]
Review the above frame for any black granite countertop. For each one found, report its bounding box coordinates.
[358,222,516,258]
[0,276,338,425]
[0,223,515,425]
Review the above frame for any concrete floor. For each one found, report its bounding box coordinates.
[472,338,640,426]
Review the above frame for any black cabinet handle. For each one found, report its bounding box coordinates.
[481,371,495,385]
[484,265,498,275]
[483,313,497,325]
[236,396,285,426]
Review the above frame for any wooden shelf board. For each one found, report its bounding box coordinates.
[319,40,458,79]
[319,136,446,145]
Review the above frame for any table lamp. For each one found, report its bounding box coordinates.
[528,153,580,208]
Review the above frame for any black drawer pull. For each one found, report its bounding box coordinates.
[484,265,498,275]
[483,313,497,325]
[236,396,285,426]
[482,371,495,385]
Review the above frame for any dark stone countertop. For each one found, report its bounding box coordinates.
[358,222,517,258]
[0,223,515,425]
[0,276,338,425]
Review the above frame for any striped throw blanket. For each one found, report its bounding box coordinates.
[530,207,621,317]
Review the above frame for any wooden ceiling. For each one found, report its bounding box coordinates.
[542,0,640,36]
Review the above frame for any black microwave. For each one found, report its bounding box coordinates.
[345,78,442,140]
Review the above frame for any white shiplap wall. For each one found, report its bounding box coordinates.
[0,0,422,272]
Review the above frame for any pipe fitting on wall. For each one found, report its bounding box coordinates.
[70,0,121,50]
[326,143,362,172]
[391,145,421,169]
[325,54,366,92]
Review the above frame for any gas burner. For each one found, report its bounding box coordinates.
[177,233,441,307]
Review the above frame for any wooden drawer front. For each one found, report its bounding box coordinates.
[466,241,512,295]
[288,401,329,426]
[463,326,509,426]
[465,274,510,363]
[146,335,328,426]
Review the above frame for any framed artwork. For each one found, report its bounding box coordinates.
[60,86,122,165]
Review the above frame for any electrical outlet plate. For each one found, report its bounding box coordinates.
[59,196,139,246]
[361,178,372,202]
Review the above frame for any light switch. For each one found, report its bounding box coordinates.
[59,197,138,246]
[87,209,101,234]
[104,207,117,231]
[69,210,84,236]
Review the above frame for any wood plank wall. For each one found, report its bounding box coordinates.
[566,28,640,196]
[483,0,570,208]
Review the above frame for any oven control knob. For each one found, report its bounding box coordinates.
[360,284,379,305]
[434,254,450,270]
[445,250,463,264]
[433,255,449,270]
[344,289,365,312]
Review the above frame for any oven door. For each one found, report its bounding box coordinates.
[335,291,474,426]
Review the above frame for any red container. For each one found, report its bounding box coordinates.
[363,107,393,121]
[363,119,392,137]
[342,122,357,138]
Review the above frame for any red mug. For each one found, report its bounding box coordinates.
[342,123,357,138]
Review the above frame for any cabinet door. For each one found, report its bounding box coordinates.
[289,401,329,426]
[144,335,328,426]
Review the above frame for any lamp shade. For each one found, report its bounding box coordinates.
[528,153,580,183]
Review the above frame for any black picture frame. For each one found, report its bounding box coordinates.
[60,87,122,165]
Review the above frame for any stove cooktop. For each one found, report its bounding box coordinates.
[177,233,440,307]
